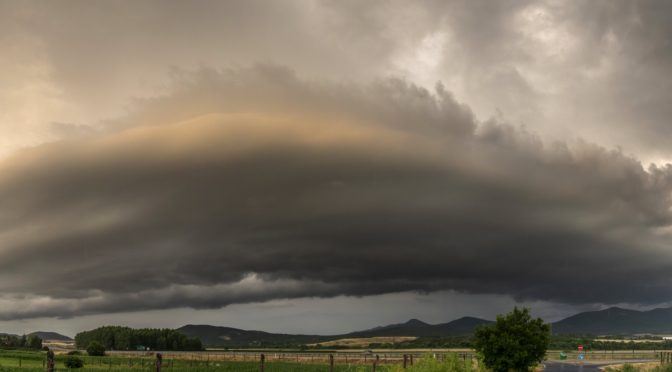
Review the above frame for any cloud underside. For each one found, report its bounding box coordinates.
[1,67,671,319]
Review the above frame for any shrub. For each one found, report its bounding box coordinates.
[86,341,106,356]
[67,350,82,355]
[64,356,84,369]
[474,307,550,372]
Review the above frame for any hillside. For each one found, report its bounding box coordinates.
[178,307,672,347]
[177,316,492,347]
[28,331,73,341]
[551,306,672,335]
[176,325,330,347]
[343,317,492,338]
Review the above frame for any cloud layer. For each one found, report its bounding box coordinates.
[1,67,671,319]
[3,1,672,161]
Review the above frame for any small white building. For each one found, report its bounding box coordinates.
[663,336,672,340]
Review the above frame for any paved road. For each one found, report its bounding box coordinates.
[543,362,608,372]
[544,362,602,372]
[544,360,654,372]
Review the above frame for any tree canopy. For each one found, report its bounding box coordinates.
[0,334,42,349]
[75,326,202,351]
[474,307,551,372]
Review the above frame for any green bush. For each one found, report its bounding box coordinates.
[86,341,105,356]
[64,355,84,368]
[474,307,550,372]
[66,350,82,355]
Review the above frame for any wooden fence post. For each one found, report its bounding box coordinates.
[156,353,163,372]
[410,354,414,366]
[260,353,265,372]
[329,354,334,372]
[372,355,379,372]
[46,350,54,372]
[403,354,408,368]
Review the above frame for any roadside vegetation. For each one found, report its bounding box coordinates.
[473,307,550,372]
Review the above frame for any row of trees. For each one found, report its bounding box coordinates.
[74,326,202,351]
[0,334,43,349]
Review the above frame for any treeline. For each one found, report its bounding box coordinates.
[0,334,42,349]
[75,326,202,351]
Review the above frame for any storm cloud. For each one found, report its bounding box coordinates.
[1,66,671,319]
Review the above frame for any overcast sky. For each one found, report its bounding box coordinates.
[2,0,672,337]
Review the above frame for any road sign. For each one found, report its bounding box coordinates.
[578,353,585,361]
[578,345,584,351]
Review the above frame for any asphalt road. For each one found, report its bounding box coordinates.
[543,362,608,372]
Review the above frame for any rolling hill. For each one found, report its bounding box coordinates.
[176,325,330,347]
[551,306,672,335]
[343,317,492,338]
[177,306,672,346]
[28,331,73,341]
[177,316,492,347]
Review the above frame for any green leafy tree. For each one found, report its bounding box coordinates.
[26,335,42,349]
[474,307,551,372]
[75,326,201,351]
[86,341,106,356]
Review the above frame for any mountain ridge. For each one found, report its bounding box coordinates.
[28,331,73,341]
[177,306,672,346]
[551,306,672,335]
[177,316,493,346]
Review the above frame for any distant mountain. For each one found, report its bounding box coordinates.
[345,318,432,338]
[178,307,672,347]
[344,317,491,338]
[434,316,494,335]
[178,316,493,346]
[176,325,330,347]
[551,306,672,335]
[28,331,73,341]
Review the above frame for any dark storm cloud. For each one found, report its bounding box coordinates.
[0,66,671,319]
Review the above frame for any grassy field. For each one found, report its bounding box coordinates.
[1,348,664,372]
[0,349,483,372]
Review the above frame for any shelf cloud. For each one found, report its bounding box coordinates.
[0,66,671,320]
